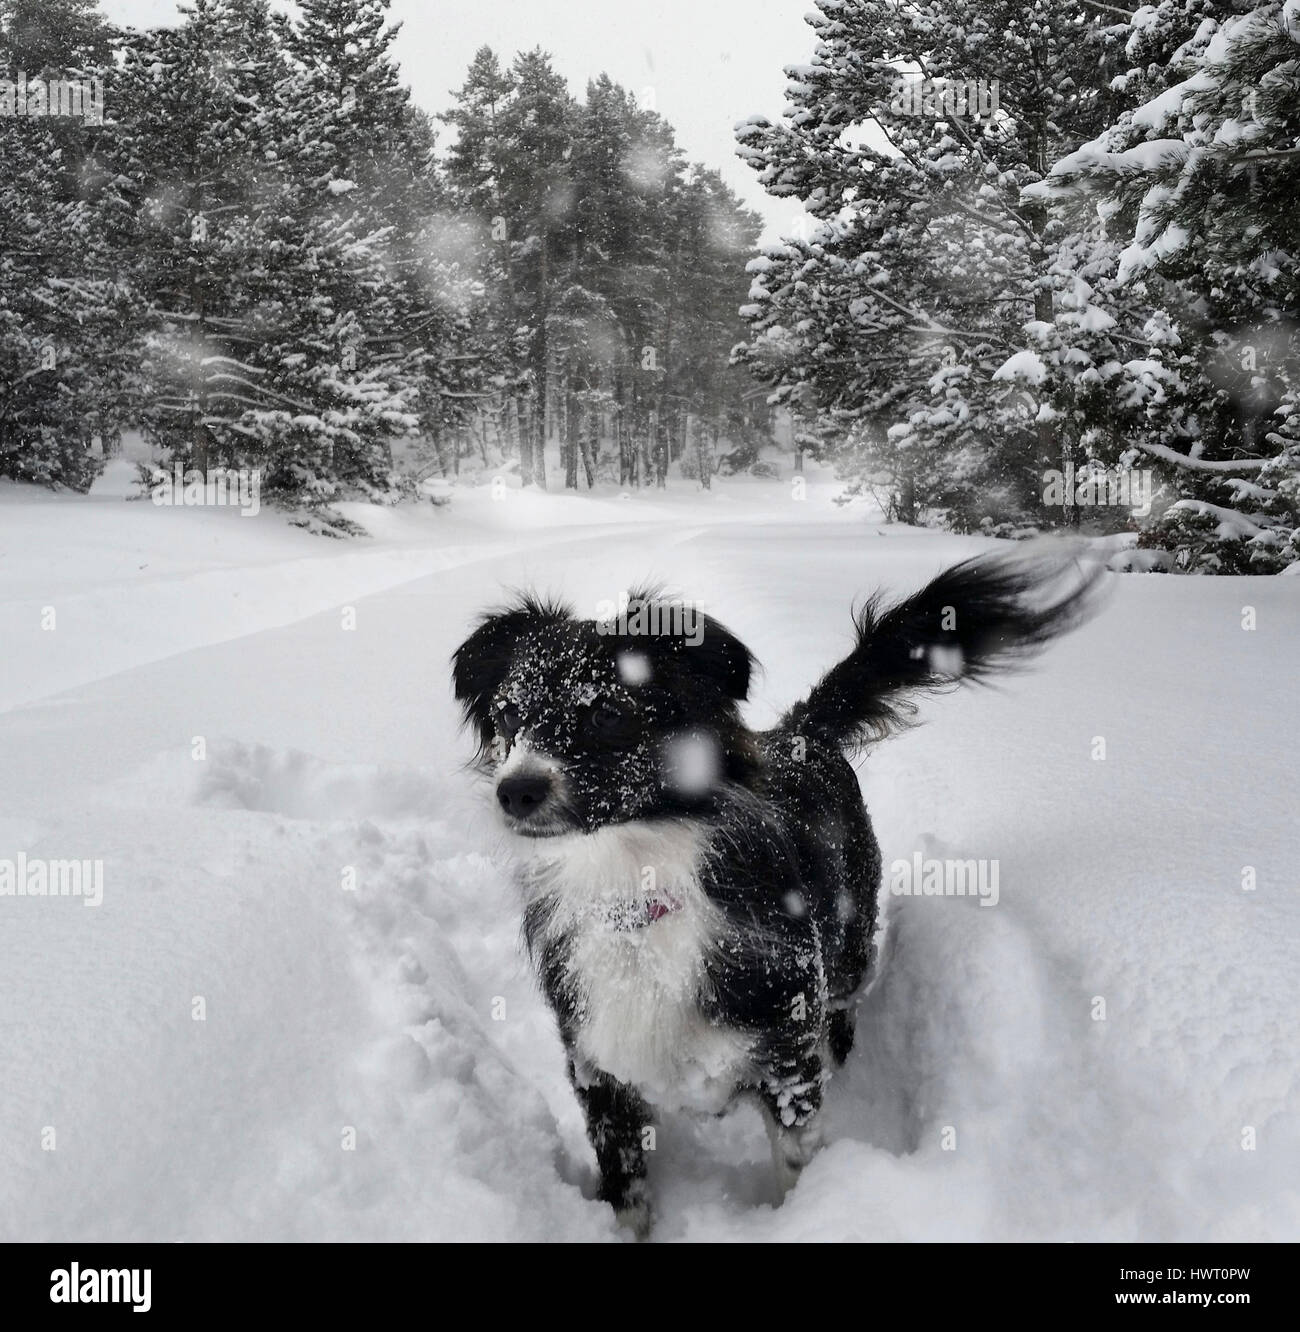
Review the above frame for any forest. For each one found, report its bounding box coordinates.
[2,0,1298,571]
[0,0,769,511]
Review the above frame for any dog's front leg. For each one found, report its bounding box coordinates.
[569,1060,654,1239]
[756,1049,826,1198]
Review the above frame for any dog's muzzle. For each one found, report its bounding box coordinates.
[493,745,572,836]
[496,773,554,820]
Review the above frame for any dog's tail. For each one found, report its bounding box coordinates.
[781,548,1106,753]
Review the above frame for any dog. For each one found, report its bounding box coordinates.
[452,550,1102,1237]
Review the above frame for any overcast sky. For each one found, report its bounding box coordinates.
[104,0,819,242]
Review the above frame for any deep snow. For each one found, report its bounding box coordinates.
[1,462,1296,1241]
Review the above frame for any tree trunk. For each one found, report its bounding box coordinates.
[189,162,210,473]
[898,469,917,525]
[430,424,449,477]
[531,236,550,489]
[638,403,652,487]
[517,395,535,484]
[616,374,630,485]
[580,400,597,489]
[704,418,719,490]
[651,408,667,489]
[564,380,579,489]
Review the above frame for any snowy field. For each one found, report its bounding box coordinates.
[1,463,1297,1242]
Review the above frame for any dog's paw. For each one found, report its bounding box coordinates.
[768,1118,826,1199]
[613,1181,654,1240]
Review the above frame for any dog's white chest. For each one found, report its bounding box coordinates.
[569,911,752,1114]
[521,821,752,1114]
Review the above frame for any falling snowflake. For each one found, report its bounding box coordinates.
[617,651,653,687]
[660,732,720,795]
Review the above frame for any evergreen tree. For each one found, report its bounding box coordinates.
[498,48,577,487]
[106,0,420,502]
[672,167,763,477]
[285,0,420,219]
[0,0,114,72]
[0,0,130,488]
[566,75,677,487]
[735,0,1127,529]
[284,0,473,487]
[440,48,532,476]
[1036,1,1300,571]
[441,46,576,486]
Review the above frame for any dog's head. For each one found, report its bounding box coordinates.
[452,592,757,837]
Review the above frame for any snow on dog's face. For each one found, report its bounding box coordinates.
[452,594,757,836]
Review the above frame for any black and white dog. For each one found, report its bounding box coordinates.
[452,551,1100,1236]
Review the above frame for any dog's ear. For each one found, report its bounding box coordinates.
[681,614,754,701]
[452,596,571,747]
[631,606,754,702]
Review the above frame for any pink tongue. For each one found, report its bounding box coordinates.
[646,899,675,923]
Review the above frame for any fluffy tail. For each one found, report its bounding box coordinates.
[782,549,1106,752]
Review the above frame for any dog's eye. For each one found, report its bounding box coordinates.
[497,703,522,738]
[587,702,629,738]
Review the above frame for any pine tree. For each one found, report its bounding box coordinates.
[0,0,131,488]
[498,48,577,487]
[735,0,1127,529]
[284,0,419,218]
[1038,0,1300,571]
[441,48,533,478]
[442,46,577,486]
[1,0,114,72]
[106,0,420,503]
[284,0,469,490]
[673,167,763,477]
[444,46,517,219]
[571,80,678,485]
[562,75,678,488]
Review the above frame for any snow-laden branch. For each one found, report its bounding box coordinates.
[1075,0,1136,18]
[1169,499,1268,538]
[1134,442,1273,472]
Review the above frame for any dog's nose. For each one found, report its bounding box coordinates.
[497,774,553,818]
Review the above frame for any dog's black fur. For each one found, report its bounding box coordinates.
[452,551,1102,1234]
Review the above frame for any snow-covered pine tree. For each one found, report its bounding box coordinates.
[441,47,533,477]
[2,0,114,70]
[564,75,701,489]
[283,0,480,493]
[498,49,577,488]
[1014,2,1232,552]
[443,47,577,487]
[735,0,1127,530]
[570,78,681,486]
[397,113,496,483]
[670,167,764,477]
[285,0,414,216]
[108,0,419,506]
[552,74,639,488]
[1035,1,1300,572]
[0,0,134,488]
